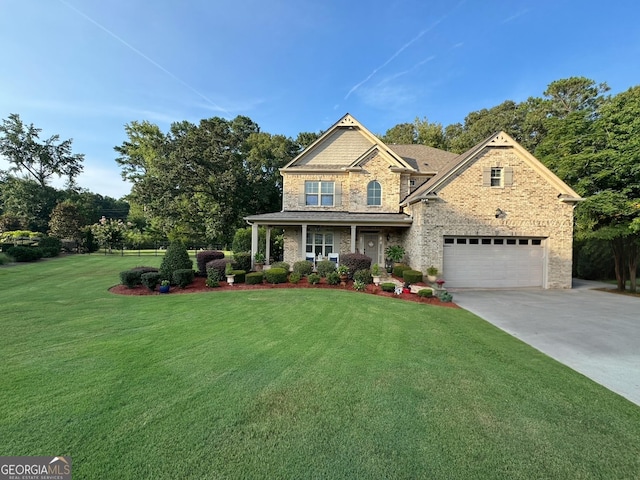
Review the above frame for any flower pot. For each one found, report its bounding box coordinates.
[255,263,264,272]
[159,285,170,294]
[372,275,381,286]
[226,274,235,286]
[339,274,348,286]
[427,275,437,283]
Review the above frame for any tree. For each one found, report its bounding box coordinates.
[49,201,85,243]
[543,77,610,119]
[90,216,128,253]
[0,177,63,232]
[0,113,84,188]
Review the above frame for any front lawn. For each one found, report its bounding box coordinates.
[1,256,638,478]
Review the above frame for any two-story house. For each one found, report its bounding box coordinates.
[245,114,582,288]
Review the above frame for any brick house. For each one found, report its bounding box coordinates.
[245,114,582,288]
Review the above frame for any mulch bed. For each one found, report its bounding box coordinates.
[109,276,459,308]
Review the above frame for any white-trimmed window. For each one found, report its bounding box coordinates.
[306,232,334,257]
[367,180,381,206]
[305,181,334,206]
[490,168,502,187]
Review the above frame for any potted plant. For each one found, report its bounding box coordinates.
[427,266,438,283]
[371,263,382,286]
[225,262,235,286]
[159,280,170,294]
[385,245,405,265]
[337,264,349,286]
[254,252,265,271]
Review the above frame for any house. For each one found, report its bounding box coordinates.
[245,114,582,288]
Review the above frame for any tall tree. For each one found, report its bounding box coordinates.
[49,201,85,243]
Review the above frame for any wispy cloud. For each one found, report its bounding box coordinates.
[380,56,437,84]
[502,8,530,24]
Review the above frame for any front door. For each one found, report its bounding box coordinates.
[363,233,379,265]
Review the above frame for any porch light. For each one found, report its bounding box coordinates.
[495,208,505,218]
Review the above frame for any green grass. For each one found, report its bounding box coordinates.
[1,256,639,479]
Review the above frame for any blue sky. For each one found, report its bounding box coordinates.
[1,0,639,199]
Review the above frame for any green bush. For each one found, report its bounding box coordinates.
[173,269,195,288]
[196,250,225,275]
[293,260,313,276]
[231,270,246,283]
[326,271,340,285]
[270,261,290,272]
[393,264,411,277]
[316,259,336,277]
[340,253,372,278]
[439,291,453,302]
[381,282,396,292]
[120,270,143,288]
[0,252,14,265]
[141,272,161,291]
[206,267,222,287]
[131,266,159,273]
[353,269,373,284]
[246,272,264,285]
[417,288,433,298]
[38,236,62,257]
[265,267,288,284]
[206,258,232,282]
[6,246,43,262]
[403,269,423,283]
[352,280,366,291]
[159,241,193,284]
[233,252,252,272]
[307,273,321,285]
[288,272,301,284]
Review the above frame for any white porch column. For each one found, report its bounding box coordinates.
[265,227,271,265]
[301,224,308,259]
[251,222,259,269]
[350,225,357,253]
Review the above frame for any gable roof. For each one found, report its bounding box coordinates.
[402,131,583,205]
[388,144,458,174]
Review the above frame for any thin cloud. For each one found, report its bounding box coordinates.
[502,8,530,24]
[381,56,437,84]
[58,0,230,116]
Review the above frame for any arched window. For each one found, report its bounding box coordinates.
[367,180,381,206]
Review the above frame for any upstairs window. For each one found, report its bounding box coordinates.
[305,181,334,206]
[490,168,503,187]
[367,180,382,206]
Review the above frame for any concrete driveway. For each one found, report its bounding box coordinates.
[453,279,640,406]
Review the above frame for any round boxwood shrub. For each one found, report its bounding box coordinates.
[392,263,411,278]
[196,250,224,275]
[172,268,195,288]
[131,266,159,274]
[160,241,193,284]
[141,272,161,291]
[231,270,246,283]
[246,271,264,285]
[307,273,321,285]
[270,261,290,272]
[293,260,313,276]
[38,236,62,257]
[381,282,396,292]
[120,269,143,288]
[233,252,252,272]
[353,269,373,284]
[417,288,433,298]
[265,267,287,284]
[326,271,340,285]
[316,259,336,277]
[403,269,423,284]
[6,246,43,262]
[340,253,372,278]
[288,272,301,284]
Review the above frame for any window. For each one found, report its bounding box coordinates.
[305,181,334,206]
[491,168,502,187]
[306,232,334,257]
[367,180,381,206]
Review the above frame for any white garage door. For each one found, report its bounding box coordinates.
[443,237,544,288]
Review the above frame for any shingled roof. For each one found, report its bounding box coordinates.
[387,144,458,174]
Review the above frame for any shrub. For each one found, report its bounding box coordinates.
[326,271,340,285]
[196,250,224,275]
[393,263,411,277]
[293,260,313,276]
[439,291,453,302]
[206,258,232,282]
[270,261,290,272]
[265,267,288,284]
[173,269,195,288]
[316,259,336,277]
[403,269,423,284]
[353,280,366,291]
[159,241,193,284]
[385,244,406,263]
[120,270,143,288]
[131,266,159,273]
[232,270,246,283]
[381,282,396,292]
[38,236,62,257]
[206,267,222,287]
[233,252,252,272]
[340,253,372,278]
[246,272,264,285]
[417,288,433,298]
[288,272,301,284]
[0,252,14,265]
[307,273,321,285]
[353,269,373,284]
[141,272,161,291]
[6,246,43,262]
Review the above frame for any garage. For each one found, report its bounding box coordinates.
[442,237,545,288]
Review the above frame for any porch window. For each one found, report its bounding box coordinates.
[306,231,334,257]
[305,181,334,206]
[367,180,381,206]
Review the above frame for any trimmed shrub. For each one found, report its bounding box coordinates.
[131,266,159,273]
[326,271,340,285]
[265,267,288,284]
[196,250,224,275]
[120,270,143,288]
[206,258,232,282]
[293,260,313,276]
[246,271,264,285]
[206,266,222,287]
[316,259,336,277]
[288,272,301,284]
[270,261,290,272]
[353,280,366,291]
[393,263,411,277]
[381,282,396,292]
[403,269,423,284]
[38,236,62,257]
[173,269,195,288]
[307,273,321,285]
[159,241,193,284]
[233,252,252,272]
[6,246,43,262]
[231,270,246,283]
[141,272,161,291]
[353,269,373,284]
[417,288,433,298]
[439,291,453,302]
[0,252,14,265]
[340,253,372,278]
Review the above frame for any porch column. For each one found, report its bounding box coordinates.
[265,226,271,265]
[251,222,259,270]
[350,225,357,253]
[301,224,307,259]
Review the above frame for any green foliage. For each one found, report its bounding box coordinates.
[439,291,453,302]
[292,260,313,276]
[385,245,406,263]
[371,263,381,276]
[270,261,290,272]
[307,273,321,285]
[574,238,615,280]
[352,280,366,291]
[206,258,231,282]
[403,269,423,284]
[316,259,336,277]
[120,270,143,288]
[225,261,234,275]
[426,266,438,276]
[340,253,372,278]
[0,252,13,264]
[380,282,396,292]
[326,271,340,285]
[159,241,193,284]
[418,289,433,298]
[140,272,161,291]
[353,269,373,284]
[48,201,85,242]
[5,245,43,262]
[265,267,288,284]
[173,269,195,288]
[206,266,222,287]
[231,270,246,283]
[0,230,41,244]
[288,272,301,284]
[393,264,411,277]
[91,216,128,252]
[233,252,252,272]
[246,272,264,285]
[196,250,224,275]
[38,236,61,258]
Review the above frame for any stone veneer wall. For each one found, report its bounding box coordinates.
[403,147,575,288]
